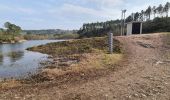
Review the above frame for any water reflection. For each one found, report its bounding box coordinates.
[7,51,24,63]
[0,43,25,66]
[0,54,3,65]
[0,40,62,79]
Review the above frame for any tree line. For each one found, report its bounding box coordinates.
[78,20,121,38]
[126,2,170,22]
[78,2,170,38]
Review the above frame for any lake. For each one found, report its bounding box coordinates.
[0,40,62,80]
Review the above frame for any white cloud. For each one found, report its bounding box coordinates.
[53,3,121,20]
[0,4,36,15]
[1,0,169,30]
[87,0,125,7]
[16,7,36,14]
[21,17,45,23]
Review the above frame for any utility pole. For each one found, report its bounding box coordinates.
[121,9,126,36]
[121,11,123,36]
[123,10,126,36]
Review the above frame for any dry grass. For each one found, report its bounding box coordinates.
[0,80,21,89]
[41,53,122,78]
[22,37,122,83]
[27,37,121,56]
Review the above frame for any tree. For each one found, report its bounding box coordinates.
[134,12,140,21]
[82,24,86,30]
[152,6,157,18]
[157,4,163,17]
[126,15,133,22]
[4,22,22,36]
[140,10,145,21]
[163,2,170,17]
[0,28,4,34]
[145,6,152,20]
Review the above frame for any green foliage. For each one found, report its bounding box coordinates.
[143,17,170,33]
[0,22,22,43]
[0,34,13,42]
[164,2,170,17]
[4,22,22,35]
[126,2,170,22]
[78,20,121,38]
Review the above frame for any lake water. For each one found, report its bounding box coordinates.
[0,40,62,80]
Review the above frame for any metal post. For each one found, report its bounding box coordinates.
[121,9,126,36]
[140,23,143,34]
[108,33,113,54]
[123,10,126,36]
[121,10,123,36]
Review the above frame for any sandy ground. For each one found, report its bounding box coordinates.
[0,33,170,100]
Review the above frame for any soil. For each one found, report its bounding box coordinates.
[0,33,170,100]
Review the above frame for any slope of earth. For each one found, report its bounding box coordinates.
[0,33,170,100]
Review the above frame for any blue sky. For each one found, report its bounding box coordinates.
[0,0,169,30]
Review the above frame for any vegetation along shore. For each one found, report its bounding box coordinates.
[26,37,122,83]
[0,36,122,89]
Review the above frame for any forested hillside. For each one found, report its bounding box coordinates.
[78,20,121,38]
[78,2,170,37]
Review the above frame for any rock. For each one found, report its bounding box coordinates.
[156,61,164,65]
[164,82,168,85]
[134,93,139,97]
[141,93,147,98]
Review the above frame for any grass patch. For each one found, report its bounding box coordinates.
[0,34,24,43]
[33,53,123,82]
[27,37,121,56]
[25,37,123,83]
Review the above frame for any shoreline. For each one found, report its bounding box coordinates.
[0,39,27,44]
[0,37,122,87]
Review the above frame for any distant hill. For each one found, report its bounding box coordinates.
[23,29,77,35]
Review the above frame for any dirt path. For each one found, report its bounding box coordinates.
[0,33,170,100]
